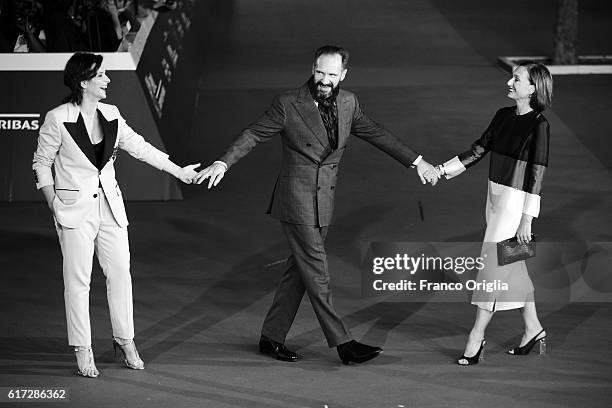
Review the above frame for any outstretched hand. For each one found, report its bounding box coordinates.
[176,163,201,184]
[194,162,227,189]
[416,160,440,186]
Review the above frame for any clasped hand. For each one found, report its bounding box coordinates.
[417,160,441,186]
[188,161,442,188]
[193,162,226,189]
[175,163,201,184]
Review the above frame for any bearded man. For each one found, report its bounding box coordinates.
[195,45,438,365]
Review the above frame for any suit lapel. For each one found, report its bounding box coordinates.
[98,108,118,166]
[336,92,351,148]
[295,84,329,149]
[63,113,97,168]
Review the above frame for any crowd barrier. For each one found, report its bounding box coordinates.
[0,1,199,202]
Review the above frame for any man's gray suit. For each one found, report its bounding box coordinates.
[220,81,419,347]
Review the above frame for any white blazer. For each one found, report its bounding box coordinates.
[33,102,171,228]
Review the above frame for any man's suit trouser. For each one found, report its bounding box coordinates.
[261,222,352,347]
[55,189,134,346]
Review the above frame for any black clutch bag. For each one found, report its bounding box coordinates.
[497,235,536,266]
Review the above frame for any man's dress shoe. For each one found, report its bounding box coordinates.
[337,340,382,365]
[259,335,301,362]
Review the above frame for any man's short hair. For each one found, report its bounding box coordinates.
[314,45,349,70]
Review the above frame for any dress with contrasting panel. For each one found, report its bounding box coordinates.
[443,106,550,312]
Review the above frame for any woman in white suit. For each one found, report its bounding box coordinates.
[32,52,199,377]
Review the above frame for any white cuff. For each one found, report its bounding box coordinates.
[214,160,228,170]
[147,151,171,171]
[33,168,55,190]
[36,181,54,190]
[161,159,181,178]
[523,193,541,218]
[442,156,466,179]
[411,155,423,168]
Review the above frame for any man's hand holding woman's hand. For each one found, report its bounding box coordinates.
[194,162,227,189]
[417,160,440,186]
[174,163,201,184]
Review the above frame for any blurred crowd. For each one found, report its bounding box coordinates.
[0,0,177,53]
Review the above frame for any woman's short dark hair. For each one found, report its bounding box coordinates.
[519,61,553,112]
[62,52,104,105]
[314,45,350,70]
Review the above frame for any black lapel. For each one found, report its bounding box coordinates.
[63,113,97,168]
[295,84,329,149]
[98,109,118,166]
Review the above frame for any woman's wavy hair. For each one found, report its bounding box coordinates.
[62,52,103,105]
[519,61,553,112]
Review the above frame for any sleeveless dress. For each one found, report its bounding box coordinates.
[443,106,550,312]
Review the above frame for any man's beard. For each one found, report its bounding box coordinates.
[315,81,337,100]
[308,76,340,105]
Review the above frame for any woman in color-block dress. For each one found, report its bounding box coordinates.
[436,61,553,365]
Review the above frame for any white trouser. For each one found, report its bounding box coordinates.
[55,188,133,347]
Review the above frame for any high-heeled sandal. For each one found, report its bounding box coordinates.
[508,329,547,356]
[457,339,486,366]
[74,346,99,378]
[113,338,145,370]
